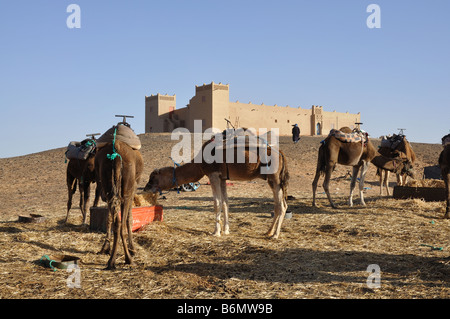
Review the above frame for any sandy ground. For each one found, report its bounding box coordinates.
[0,133,448,299]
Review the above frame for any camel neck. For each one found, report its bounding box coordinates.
[371,154,399,172]
[173,162,204,185]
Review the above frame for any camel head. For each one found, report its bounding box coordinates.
[143,167,173,194]
[402,160,415,178]
[394,158,415,178]
[385,150,413,177]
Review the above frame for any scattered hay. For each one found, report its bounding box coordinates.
[133,193,158,207]
[406,179,445,188]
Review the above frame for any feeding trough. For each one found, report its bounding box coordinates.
[393,179,446,202]
[90,205,163,233]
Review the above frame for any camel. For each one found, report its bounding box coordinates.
[376,150,408,196]
[377,135,416,195]
[95,139,144,269]
[312,127,414,208]
[439,134,450,219]
[144,136,289,239]
[65,154,100,225]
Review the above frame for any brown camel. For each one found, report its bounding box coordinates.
[376,149,408,196]
[144,136,289,239]
[377,135,416,195]
[439,134,450,219]
[65,155,100,224]
[95,140,144,269]
[312,127,414,208]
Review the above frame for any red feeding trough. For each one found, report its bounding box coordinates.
[90,205,163,233]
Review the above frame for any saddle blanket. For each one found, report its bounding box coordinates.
[328,129,366,144]
[380,134,404,149]
[65,139,96,160]
[97,124,141,150]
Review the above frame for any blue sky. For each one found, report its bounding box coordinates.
[0,0,449,158]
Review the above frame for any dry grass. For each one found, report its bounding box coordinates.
[406,179,445,188]
[0,134,448,299]
[133,193,158,207]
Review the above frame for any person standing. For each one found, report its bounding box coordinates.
[292,124,300,143]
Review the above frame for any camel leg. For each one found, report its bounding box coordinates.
[100,207,112,255]
[401,173,409,186]
[125,197,135,256]
[443,170,449,219]
[397,174,403,186]
[384,170,391,196]
[378,169,384,196]
[220,179,230,235]
[282,191,288,214]
[349,166,360,207]
[106,203,120,270]
[323,167,336,209]
[209,173,223,237]
[378,169,390,196]
[120,198,134,265]
[78,180,84,214]
[312,168,321,207]
[268,183,286,239]
[93,184,100,207]
[65,175,77,223]
[359,161,369,206]
[81,182,91,225]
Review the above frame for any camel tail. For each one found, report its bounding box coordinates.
[317,143,327,176]
[110,141,123,213]
[279,151,290,199]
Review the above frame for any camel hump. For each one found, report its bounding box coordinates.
[97,124,141,150]
[442,134,450,147]
[339,127,353,133]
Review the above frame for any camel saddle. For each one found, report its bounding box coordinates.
[328,129,368,144]
[380,134,404,149]
[65,138,96,160]
[96,124,141,150]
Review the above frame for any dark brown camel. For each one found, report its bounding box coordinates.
[439,134,450,219]
[376,149,408,196]
[65,155,100,224]
[377,135,416,195]
[95,140,144,269]
[312,127,413,208]
[144,137,289,239]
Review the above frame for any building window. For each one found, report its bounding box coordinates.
[287,120,290,123]
[202,96,206,103]
[275,119,278,123]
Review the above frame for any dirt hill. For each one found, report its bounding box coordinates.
[0,134,443,220]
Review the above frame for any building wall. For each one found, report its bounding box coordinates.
[228,101,312,135]
[145,82,361,136]
[186,84,214,132]
[145,94,176,132]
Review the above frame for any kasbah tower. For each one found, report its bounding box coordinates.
[145,82,360,136]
